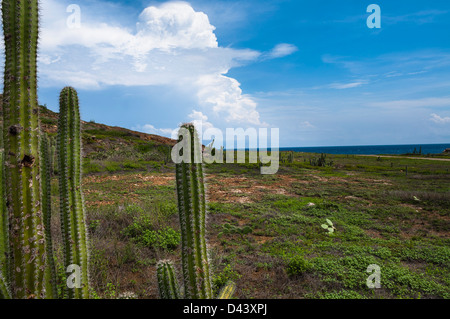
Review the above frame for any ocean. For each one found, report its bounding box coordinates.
[279,143,450,155]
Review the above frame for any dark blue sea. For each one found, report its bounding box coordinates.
[280,143,450,155]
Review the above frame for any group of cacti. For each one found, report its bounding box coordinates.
[156,123,236,299]
[279,151,294,164]
[0,0,237,300]
[310,153,333,167]
[0,0,89,299]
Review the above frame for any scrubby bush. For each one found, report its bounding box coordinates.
[122,215,180,251]
[286,255,312,277]
[139,227,180,251]
[212,264,241,294]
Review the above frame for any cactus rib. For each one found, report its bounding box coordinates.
[0,271,11,299]
[0,151,10,285]
[40,134,57,298]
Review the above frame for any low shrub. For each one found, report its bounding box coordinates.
[286,255,312,277]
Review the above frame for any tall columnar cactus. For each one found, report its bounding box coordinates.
[40,134,57,298]
[156,260,181,299]
[1,0,47,298]
[156,123,236,300]
[57,87,90,299]
[175,123,213,299]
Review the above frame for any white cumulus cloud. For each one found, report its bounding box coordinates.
[32,0,274,128]
[136,1,218,51]
[196,74,265,125]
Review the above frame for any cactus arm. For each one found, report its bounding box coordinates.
[40,134,58,298]
[156,260,181,299]
[57,87,90,299]
[217,281,236,299]
[175,124,212,299]
[1,0,46,298]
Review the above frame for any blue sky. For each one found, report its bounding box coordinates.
[3,0,450,147]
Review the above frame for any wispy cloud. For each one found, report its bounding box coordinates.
[131,124,175,137]
[369,97,450,109]
[322,50,450,78]
[384,10,449,25]
[265,43,298,59]
[332,9,448,25]
[430,113,450,124]
[328,81,366,89]
[299,121,316,130]
[310,79,368,90]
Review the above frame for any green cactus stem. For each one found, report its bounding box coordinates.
[1,0,47,298]
[0,271,11,299]
[0,151,9,285]
[157,260,181,299]
[40,134,57,298]
[57,87,90,299]
[175,123,212,299]
[50,138,57,176]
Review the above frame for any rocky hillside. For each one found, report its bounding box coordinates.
[40,103,177,154]
[0,95,177,155]
[0,96,179,173]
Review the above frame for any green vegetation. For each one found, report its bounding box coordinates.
[37,136,447,299]
[64,136,447,299]
[123,219,180,251]
[286,255,313,277]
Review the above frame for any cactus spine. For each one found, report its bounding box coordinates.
[1,0,47,298]
[157,260,181,299]
[176,123,212,299]
[57,87,90,299]
[40,134,57,298]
